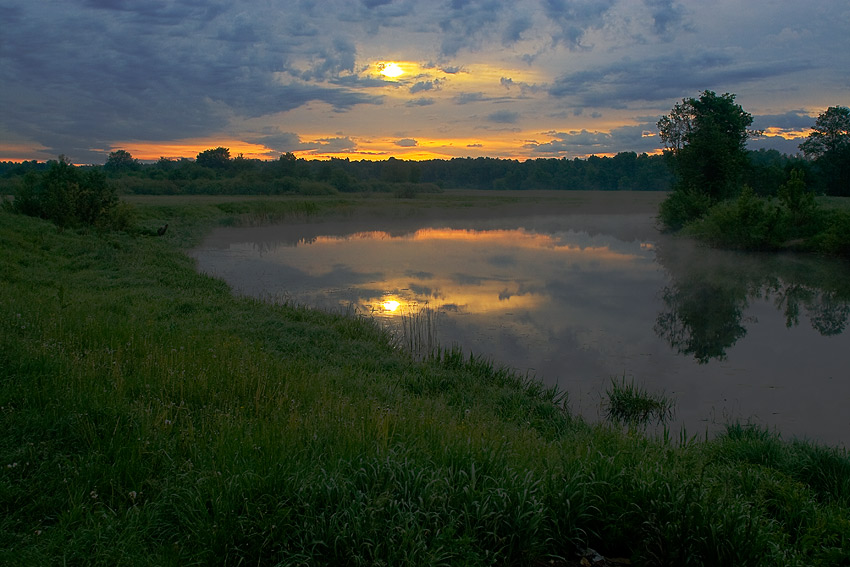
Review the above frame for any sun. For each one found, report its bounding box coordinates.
[380,62,404,78]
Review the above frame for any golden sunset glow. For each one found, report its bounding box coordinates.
[314,228,640,261]
[379,62,404,78]
[109,139,274,161]
[761,127,811,140]
[3,2,838,164]
[280,225,654,319]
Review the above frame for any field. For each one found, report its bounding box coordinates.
[2,192,849,566]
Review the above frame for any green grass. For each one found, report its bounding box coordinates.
[603,376,675,429]
[2,198,849,565]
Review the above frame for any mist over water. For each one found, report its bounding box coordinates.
[192,205,850,447]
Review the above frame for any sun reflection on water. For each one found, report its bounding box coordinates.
[289,226,652,320]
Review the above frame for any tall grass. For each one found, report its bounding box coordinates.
[399,306,441,361]
[2,200,849,565]
[603,375,676,429]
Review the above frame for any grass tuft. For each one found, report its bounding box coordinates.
[603,375,676,429]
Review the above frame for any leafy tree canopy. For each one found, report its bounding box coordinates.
[799,106,850,159]
[103,149,138,172]
[658,90,754,202]
[196,147,231,169]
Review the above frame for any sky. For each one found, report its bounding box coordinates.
[1,0,848,164]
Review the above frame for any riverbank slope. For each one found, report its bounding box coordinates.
[2,194,848,565]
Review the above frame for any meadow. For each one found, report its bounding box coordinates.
[2,194,849,566]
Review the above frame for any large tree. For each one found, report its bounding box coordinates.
[658,90,754,202]
[103,149,138,173]
[799,106,850,159]
[799,106,850,196]
[196,147,231,169]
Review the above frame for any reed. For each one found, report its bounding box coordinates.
[603,375,676,429]
[399,306,441,361]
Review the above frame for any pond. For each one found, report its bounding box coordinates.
[190,193,850,447]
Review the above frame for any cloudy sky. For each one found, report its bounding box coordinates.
[1,0,848,164]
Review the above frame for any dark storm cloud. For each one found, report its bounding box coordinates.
[543,0,617,49]
[0,0,382,162]
[549,51,809,107]
[455,93,489,105]
[502,16,533,44]
[752,110,816,131]
[525,122,660,156]
[410,80,440,94]
[642,0,691,38]
[311,137,358,153]
[405,270,434,280]
[2,0,847,162]
[501,77,545,95]
[487,110,520,124]
[406,97,436,107]
[438,0,508,56]
[244,132,308,153]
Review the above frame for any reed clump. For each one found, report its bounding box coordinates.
[1,199,849,566]
[603,375,676,429]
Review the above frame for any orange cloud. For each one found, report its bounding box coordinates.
[109,139,275,161]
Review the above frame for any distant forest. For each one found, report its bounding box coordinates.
[0,148,819,197]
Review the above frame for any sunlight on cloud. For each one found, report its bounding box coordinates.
[378,62,405,78]
[761,127,809,140]
[111,139,274,161]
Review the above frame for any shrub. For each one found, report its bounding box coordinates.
[685,186,787,250]
[808,208,850,256]
[778,168,820,233]
[11,158,130,229]
[657,188,712,231]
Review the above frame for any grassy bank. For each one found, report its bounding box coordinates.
[2,197,849,566]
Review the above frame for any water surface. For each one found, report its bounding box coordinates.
[191,198,850,446]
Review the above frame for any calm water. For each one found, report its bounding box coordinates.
[191,205,850,446]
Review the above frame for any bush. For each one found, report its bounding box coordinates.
[808,208,850,256]
[685,186,786,250]
[779,169,820,232]
[11,158,130,229]
[657,189,712,231]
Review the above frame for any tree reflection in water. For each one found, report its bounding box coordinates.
[654,241,850,363]
[655,282,749,364]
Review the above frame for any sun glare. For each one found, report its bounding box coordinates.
[380,62,404,78]
[382,300,401,312]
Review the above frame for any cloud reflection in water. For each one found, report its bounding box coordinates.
[263,227,654,322]
[192,214,850,447]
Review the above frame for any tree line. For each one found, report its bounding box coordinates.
[2,105,845,199]
[657,93,849,255]
[2,150,676,196]
[0,145,834,200]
